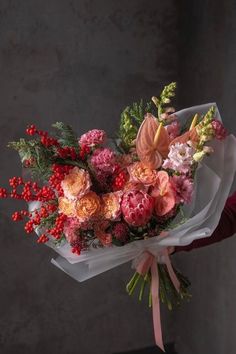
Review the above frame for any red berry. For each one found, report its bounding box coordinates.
[0,188,7,198]
[26,125,37,136]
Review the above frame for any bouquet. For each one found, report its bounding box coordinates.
[1,83,236,351]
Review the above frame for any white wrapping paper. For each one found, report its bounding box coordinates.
[32,103,236,282]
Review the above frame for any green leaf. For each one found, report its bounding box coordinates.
[152,82,177,119]
[8,138,54,181]
[118,100,153,151]
[52,122,78,148]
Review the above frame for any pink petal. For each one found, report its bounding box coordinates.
[155,187,176,216]
[156,171,169,192]
[136,114,169,169]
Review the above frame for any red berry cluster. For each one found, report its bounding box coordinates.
[49,164,73,196]
[23,203,58,234]
[12,210,30,221]
[22,181,40,202]
[37,234,49,243]
[40,135,58,148]
[79,144,90,160]
[48,214,67,240]
[112,170,128,190]
[26,125,59,148]
[0,187,7,198]
[26,124,37,135]
[57,146,78,160]
[0,174,59,241]
[36,186,56,202]
[70,240,82,255]
[24,159,34,168]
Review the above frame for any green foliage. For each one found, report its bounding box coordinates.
[160,82,176,104]
[8,122,81,181]
[39,210,58,228]
[118,99,152,151]
[118,109,138,152]
[128,99,153,125]
[203,105,215,123]
[152,82,177,119]
[52,122,78,148]
[8,139,54,181]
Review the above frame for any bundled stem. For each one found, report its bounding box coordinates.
[126,263,191,311]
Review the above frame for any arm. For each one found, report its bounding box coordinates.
[175,191,236,252]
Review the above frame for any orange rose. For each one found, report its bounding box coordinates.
[61,167,91,200]
[75,191,101,222]
[101,192,122,220]
[58,197,76,217]
[128,162,157,186]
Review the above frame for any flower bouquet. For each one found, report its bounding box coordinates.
[1,83,236,351]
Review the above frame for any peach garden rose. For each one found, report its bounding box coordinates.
[75,191,101,222]
[61,166,91,200]
[101,192,122,220]
[128,162,157,186]
[58,197,76,217]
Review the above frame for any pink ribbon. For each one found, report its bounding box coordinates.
[135,249,180,352]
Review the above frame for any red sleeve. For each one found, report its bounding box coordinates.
[175,191,236,252]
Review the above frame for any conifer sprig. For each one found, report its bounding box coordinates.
[52,122,78,148]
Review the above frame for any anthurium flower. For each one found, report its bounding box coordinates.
[136,113,170,169]
[169,127,199,147]
[151,171,176,216]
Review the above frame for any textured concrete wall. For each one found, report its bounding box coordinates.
[0,1,179,354]
[173,1,236,353]
[1,1,236,353]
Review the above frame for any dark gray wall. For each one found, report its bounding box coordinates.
[173,1,236,353]
[0,1,179,354]
[1,1,236,353]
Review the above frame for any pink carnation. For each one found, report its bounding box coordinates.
[121,190,154,227]
[63,217,81,244]
[211,119,227,140]
[79,129,106,147]
[170,175,194,204]
[90,148,116,174]
[165,120,180,141]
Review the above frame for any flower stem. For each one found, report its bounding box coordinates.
[138,273,148,301]
[148,287,152,308]
[126,272,141,296]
